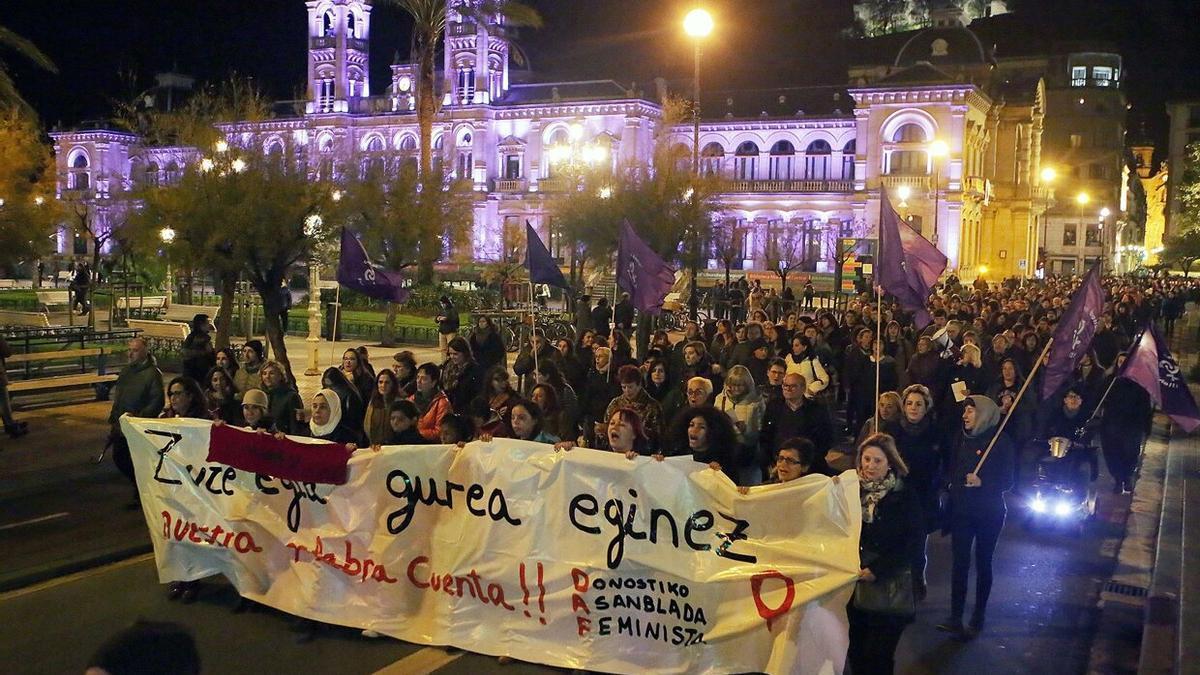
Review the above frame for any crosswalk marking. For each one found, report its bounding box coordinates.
[373,647,463,675]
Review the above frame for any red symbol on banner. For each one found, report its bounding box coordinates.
[750,570,796,631]
[518,561,548,625]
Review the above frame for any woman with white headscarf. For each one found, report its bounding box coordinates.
[306,388,359,446]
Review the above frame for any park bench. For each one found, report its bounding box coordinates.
[113,295,168,318]
[5,347,118,400]
[125,319,190,340]
[163,303,220,323]
[0,309,53,329]
[35,290,72,312]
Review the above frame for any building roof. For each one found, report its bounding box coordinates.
[699,85,853,121]
[502,79,639,105]
[894,24,990,68]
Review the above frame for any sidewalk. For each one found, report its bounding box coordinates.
[1086,308,1200,674]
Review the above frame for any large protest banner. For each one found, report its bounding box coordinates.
[122,416,862,674]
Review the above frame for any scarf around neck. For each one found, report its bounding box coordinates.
[860,472,898,524]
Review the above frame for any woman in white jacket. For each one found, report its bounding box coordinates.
[784,335,830,400]
[714,365,766,485]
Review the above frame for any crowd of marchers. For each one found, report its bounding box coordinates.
[6,272,1195,671]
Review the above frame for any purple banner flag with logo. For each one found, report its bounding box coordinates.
[1040,264,1102,399]
[525,221,569,289]
[1120,323,1200,432]
[616,221,675,315]
[877,189,947,329]
[336,227,410,303]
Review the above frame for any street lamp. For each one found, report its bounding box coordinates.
[303,213,324,376]
[928,140,948,248]
[1040,166,1057,183]
[684,7,713,322]
[160,227,176,304]
[897,184,912,208]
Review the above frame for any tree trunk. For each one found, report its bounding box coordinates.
[382,303,399,347]
[262,306,295,386]
[215,274,237,350]
[416,36,439,285]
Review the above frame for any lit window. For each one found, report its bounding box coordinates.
[1070,66,1087,87]
[1063,225,1077,247]
[1092,66,1113,87]
[504,155,521,180]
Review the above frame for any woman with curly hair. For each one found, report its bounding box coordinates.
[662,405,738,479]
[203,367,242,425]
[363,369,400,446]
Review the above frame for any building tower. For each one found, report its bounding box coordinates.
[306,0,372,114]
[443,0,511,106]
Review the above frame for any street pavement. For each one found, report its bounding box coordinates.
[0,331,1150,674]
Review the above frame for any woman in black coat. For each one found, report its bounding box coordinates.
[468,316,507,372]
[847,432,923,675]
[1098,352,1152,494]
[938,395,1014,640]
[883,384,941,602]
[660,405,739,480]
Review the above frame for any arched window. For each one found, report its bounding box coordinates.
[165,161,181,183]
[841,140,856,180]
[145,162,159,187]
[701,142,725,177]
[892,123,926,143]
[735,141,759,181]
[889,124,928,175]
[347,11,356,37]
[457,62,476,104]
[323,10,337,37]
[397,135,417,152]
[545,128,570,178]
[70,153,90,190]
[364,136,385,153]
[769,141,795,180]
[804,140,832,180]
[456,132,473,181]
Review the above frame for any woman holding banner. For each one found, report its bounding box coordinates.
[938,395,1014,640]
[847,432,922,675]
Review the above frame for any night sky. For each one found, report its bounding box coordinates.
[4,1,1198,144]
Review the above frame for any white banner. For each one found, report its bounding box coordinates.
[122,416,862,674]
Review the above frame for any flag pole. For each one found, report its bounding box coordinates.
[874,189,884,431]
[329,284,342,367]
[1084,325,1145,426]
[971,337,1054,475]
[530,279,539,382]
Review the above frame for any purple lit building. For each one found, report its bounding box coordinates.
[52,1,1062,281]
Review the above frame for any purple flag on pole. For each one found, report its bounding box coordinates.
[336,227,410,303]
[1120,323,1200,432]
[525,221,568,289]
[1040,264,1103,399]
[877,189,947,329]
[616,221,675,315]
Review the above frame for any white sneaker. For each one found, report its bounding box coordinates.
[361,629,382,638]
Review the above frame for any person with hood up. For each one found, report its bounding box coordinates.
[938,395,1014,640]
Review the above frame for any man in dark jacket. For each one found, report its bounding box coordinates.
[613,292,635,331]
[574,294,593,333]
[436,296,459,358]
[0,335,27,438]
[180,314,215,384]
[108,338,166,494]
[760,373,834,475]
[591,297,613,338]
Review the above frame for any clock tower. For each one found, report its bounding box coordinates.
[305,0,372,114]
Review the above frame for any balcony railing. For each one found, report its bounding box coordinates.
[449,22,477,36]
[536,177,571,192]
[879,174,932,191]
[721,179,854,194]
[493,178,527,193]
[309,36,336,49]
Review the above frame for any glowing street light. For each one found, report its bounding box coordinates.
[897,185,912,203]
[598,186,613,200]
[231,158,247,173]
[160,227,176,303]
[1040,166,1057,183]
[34,196,44,206]
[159,227,176,243]
[683,8,714,38]
[568,123,584,142]
[215,140,229,153]
[1099,207,1111,218]
[928,140,949,158]
[304,213,324,237]
[331,189,343,202]
[1075,192,1090,206]
[200,158,215,173]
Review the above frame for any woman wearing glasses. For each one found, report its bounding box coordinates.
[160,376,210,604]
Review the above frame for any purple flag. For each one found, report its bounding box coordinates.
[1040,264,1103,399]
[616,221,675,315]
[1120,323,1200,432]
[525,221,568,289]
[877,189,947,328]
[336,227,410,303]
